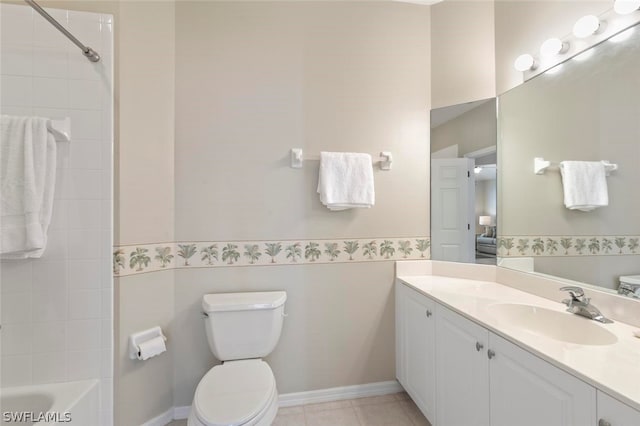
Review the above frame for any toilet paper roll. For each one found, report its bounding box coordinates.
[137,336,166,360]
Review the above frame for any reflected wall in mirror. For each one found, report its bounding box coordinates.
[497,24,640,293]
[431,98,497,265]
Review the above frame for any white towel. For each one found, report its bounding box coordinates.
[559,161,608,212]
[1,115,57,258]
[317,151,374,211]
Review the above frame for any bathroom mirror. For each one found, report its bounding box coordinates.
[497,23,640,293]
[430,98,497,265]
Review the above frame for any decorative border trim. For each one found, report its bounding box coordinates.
[170,380,404,420]
[498,235,640,257]
[114,237,431,277]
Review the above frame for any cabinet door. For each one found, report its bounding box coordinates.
[436,305,490,426]
[400,284,437,422]
[489,333,596,426]
[395,281,406,386]
[597,391,640,426]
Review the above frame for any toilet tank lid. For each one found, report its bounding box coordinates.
[203,291,287,312]
[620,275,640,285]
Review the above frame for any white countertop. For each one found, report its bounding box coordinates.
[397,274,640,412]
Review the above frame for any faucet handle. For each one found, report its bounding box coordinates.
[560,286,585,300]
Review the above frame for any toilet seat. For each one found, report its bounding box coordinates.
[190,359,277,426]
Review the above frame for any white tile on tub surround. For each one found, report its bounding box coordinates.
[100,348,113,379]
[69,260,101,289]
[49,199,69,230]
[67,319,101,351]
[0,260,33,293]
[67,350,100,380]
[1,354,33,387]
[1,44,33,76]
[56,168,101,200]
[39,229,68,260]
[68,140,102,170]
[32,47,68,79]
[67,109,101,140]
[1,292,32,324]
[68,229,102,259]
[1,323,33,355]
[100,378,113,414]
[101,288,111,319]
[0,5,33,47]
[67,200,101,229]
[68,289,102,320]
[69,79,101,110]
[32,351,67,384]
[32,321,67,353]
[33,10,69,49]
[32,290,67,322]
[0,106,32,116]
[0,75,33,107]
[100,319,112,350]
[32,260,68,293]
[33,77,69,108]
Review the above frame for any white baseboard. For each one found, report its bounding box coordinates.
[169,380,404,422]
[278,380,403,407]
[141,408,174,426]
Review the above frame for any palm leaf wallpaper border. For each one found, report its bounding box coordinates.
[498,235,640,257]
[113,237,431,276]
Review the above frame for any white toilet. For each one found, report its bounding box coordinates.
[188,291,287,426]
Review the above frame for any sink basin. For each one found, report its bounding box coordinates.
[487,303,618,346]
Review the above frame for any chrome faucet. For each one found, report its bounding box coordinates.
[560,286,613,324]
[618,281,640,299]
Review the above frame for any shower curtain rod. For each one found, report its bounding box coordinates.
[24,0,100,63]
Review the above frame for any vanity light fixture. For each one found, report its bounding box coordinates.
[573,15,601,38]
[613,0,640,15]
[610,26,635,42]
[540,38,568,56]
[514,53,536,71]
[474,166,482,174]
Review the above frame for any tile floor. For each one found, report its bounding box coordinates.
[167,392,431,426]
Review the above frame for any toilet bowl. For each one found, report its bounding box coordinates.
[188,360,278,426]
[188,291,287,426]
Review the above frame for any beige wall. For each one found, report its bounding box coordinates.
[430,0,495,108]
[494,0,610,95]
[172,0,430,406]
[431,99,496,156]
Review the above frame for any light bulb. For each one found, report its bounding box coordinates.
[573,15,600,38]
[614,0,640,15]
[474,166,482,174]
[540,38,568,56]
[514,54,535,72]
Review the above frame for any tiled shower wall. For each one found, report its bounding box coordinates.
[0,4,113,425]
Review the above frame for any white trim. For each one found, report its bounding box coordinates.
[173,405,191,420]
[278,380,403,407]
[170,380,404,421]
[464,145,496,159]
[141,408,173,426]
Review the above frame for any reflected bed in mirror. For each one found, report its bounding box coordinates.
[497,23,640,296]
[430,98,497,265]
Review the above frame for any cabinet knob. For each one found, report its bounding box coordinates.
[598,419,612,426]
[426,310,432,317]
[476,342,484,352]
[487,349,496,359]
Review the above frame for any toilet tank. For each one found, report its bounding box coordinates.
[202,291,287,361]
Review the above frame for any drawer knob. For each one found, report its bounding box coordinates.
[476,342,484,352]
[598,419,612,426]
[426,310,432,317]
[487,349,496,359]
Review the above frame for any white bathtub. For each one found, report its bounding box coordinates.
[0,380,99,426]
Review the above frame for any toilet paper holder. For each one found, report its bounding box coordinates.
[128,326,167,360]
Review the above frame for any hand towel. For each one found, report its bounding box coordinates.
[559,161,608,212]
[317,151,374,211]
[1,115,57,258]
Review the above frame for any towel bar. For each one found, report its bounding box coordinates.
[534,157,618,176]
[290,148,392,170]
[47,117,71,142]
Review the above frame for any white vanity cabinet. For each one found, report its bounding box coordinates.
[436,303,490,426]
[397,282,599,426]
[597,391,640,426]
[396,282,437,422]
